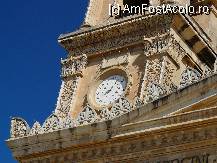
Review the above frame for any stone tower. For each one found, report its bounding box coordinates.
[7,0,217,162]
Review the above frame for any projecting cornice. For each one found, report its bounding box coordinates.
[58,14,173,53]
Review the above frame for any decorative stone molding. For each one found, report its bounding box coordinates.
[55,54,87,120]
[214,59,217,73]
[61,54,87,78]
[133,96,144,110]
[29,121,41,136]
[180,67,201,88]
[55,77,79,120]
[203,65,212,78]
[110,97,132,117]
[139,53,178,103]
[9,69,217,139]
[144,34,171,56]
[10,117,30,139]
[59,114,76,129]
[145,83,166,103]
[76,105,99,126]
[168,35,187,62]
[21,115,217,163]
[10,63,217,139]
[99,108,113,121]
[59,14,173,55]
[168,82,178,93]
[40,114,60,133]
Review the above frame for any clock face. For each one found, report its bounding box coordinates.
[95,75,127,106]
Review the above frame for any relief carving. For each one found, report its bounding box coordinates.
[40,113,60,133]
[110,97,132,118]
[10,117,30,139]
[76,104,99,126]
[55,77,79,119]
[29,121,41,136]
[180,67,201,88]
[61,54,87,78]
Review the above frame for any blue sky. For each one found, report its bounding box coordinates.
[0,1,88,162]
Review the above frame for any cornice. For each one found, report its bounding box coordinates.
[58,14,173,53]
[7,109,217,161]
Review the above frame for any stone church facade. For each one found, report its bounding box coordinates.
[7,0,217,162]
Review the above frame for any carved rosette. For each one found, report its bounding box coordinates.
[10,118,30,139]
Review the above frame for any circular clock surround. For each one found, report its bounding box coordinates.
[95,75,127,106]
[88,68,130,110]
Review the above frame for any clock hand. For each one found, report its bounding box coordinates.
[104,86,114,95]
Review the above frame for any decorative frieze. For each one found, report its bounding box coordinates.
[55,54,87,120]
[133,96,144,110]
[61,15,172,56]
[140,58,162,101]
[59,114,76,129]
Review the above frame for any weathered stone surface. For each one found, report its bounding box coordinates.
[7,0,217,162]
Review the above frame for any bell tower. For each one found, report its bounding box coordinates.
[7,0,217,163]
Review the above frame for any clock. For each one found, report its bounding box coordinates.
[95,75,127,106]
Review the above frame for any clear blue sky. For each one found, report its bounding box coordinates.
[0,1,88,162]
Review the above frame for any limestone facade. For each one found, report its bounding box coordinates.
[6,0,217,162]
